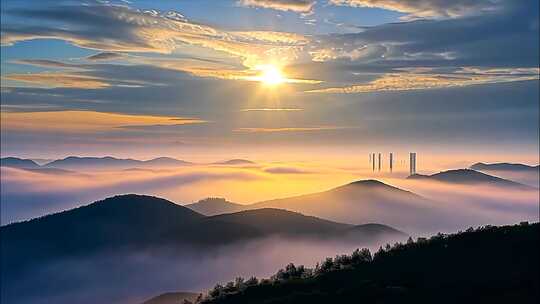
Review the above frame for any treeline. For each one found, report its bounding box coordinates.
[181,222,538,304]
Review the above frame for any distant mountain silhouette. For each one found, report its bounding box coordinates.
[142,157,192,167]
[0,157,40,169]
[470,162,539,172]
[2,194,404,278]
[29,158,55,165]
[44,156,191,169]
[208,208,350,235]
[408,169,532,189]
[186,198,245,216]
[141,292,200,304]
[208,208,404,240]
[44,156,139,169]
[247,180,443,234]
[199,223,539,304]
[213,159,255,165]
[469,162,540,188]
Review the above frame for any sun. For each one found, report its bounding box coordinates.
[258,65,285,85]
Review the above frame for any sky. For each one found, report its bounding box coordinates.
[1,0,539,162]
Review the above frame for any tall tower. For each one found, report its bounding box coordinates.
[378,153,381,171]
[409,152,417,175]
[389,153,393,172]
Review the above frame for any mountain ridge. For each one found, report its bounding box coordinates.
[470,162,539,172]
[186,198,245,216]
[407,169,533,189]
[244,179,439,234]
[0,157,40,169]
[44,156,192,169]
[2,194,405,278]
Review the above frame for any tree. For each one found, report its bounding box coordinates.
[223,281,236,293]
[208,284,224,298]
[318,257,335,274]
[351,248,372,264]
[245,276,258,286]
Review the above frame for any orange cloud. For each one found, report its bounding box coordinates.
[238,0,316,13]
[329,0,501,19]
[240,108,304,112]
[3,73,110,89]
[234,126,350,133]
[306,71,540,93]
[0,111,206,133]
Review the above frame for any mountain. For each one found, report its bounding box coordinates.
[186,198,245,216]
[469,162,540,188]
[408,169,532,189]
[142,157,192,167]
[1,194,405,304]
[0,157,40,169]
[247,180,442,234]
[44,156,191,169]
[213,159,255,165]
[1,195,253,272]
[210,209,405,242]
[30,158,55,165]
[44,156,140,169]
[200,223,539,304]
[208,208,351,235]
[470,162,539,172]
[2,194,403,277]
[141,292,200,304]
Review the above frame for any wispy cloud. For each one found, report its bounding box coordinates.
[329,0,502,19]
[7,59,176,88]
[4,73,111,89]
[2,0,537,92]
[234,126,350,132]
[0,111,206,133]
[1,4,309,70]
[86,52,125,61]
[238,0,316,13]
[264,166,312,174]
[240,108,304,112]
[306,69,540,93]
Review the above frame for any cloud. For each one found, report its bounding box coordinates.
[301,0,539,92]
[0,110,206,133]
[234,126,350,132]
[5,59,163,88]
[306,68,540,93]
[1,3,309,69]
[0,166,265,224]
[0,0,538,153]
[240,108,303,112]
[264,166,311,174]
[3,73,111,89]
[86,52,125,61]
[238,0,316,13]
[2,0,537,92]
[329,0,502,19]
[312,0,539,69]
[4,235,398,304]
[12,59,77,69]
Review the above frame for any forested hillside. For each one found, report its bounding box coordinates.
[198,223,539,304]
